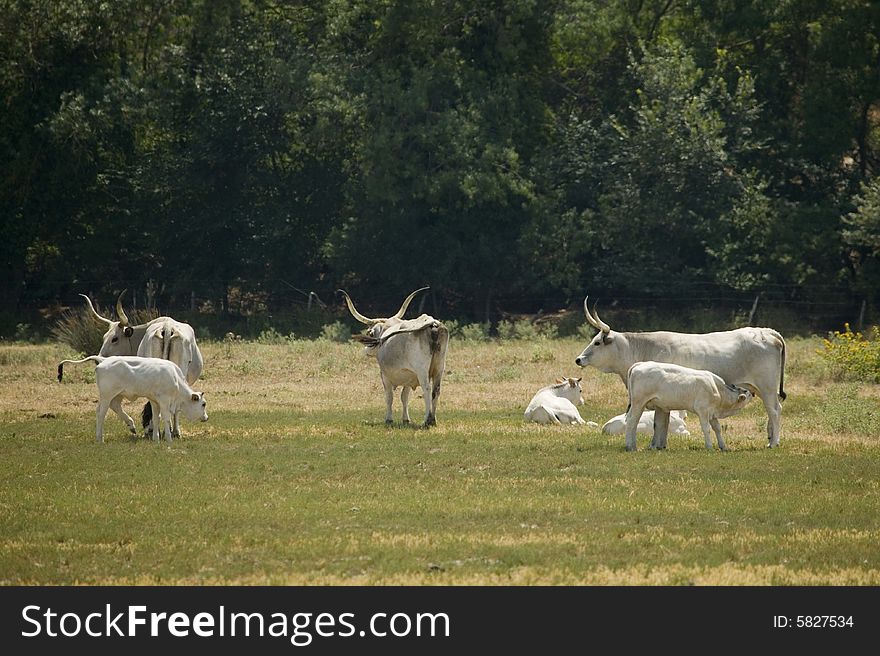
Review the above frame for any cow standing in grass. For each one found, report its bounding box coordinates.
[57,355,208,443]
[575,297,786,448]
[624,361,753,451]
[340,287,449,427]
[81,290,203,438]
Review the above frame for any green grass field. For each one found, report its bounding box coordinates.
[1,336,878,585]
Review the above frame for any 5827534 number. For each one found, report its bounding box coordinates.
[796,616,853,628]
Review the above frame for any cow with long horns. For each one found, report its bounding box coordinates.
[575,297,786,448]
[340,287,449,427]
[81,290,203,438]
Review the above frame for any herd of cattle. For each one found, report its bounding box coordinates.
[55,288,787,451]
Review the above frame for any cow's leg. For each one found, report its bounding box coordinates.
[400,386,411,424]
[142,401,155,438]
[709,417,727,451]
[761,390,782,448]
[381,373,394,425]
[624,404,643,451]
[543,405,562,425]
[161,404,173,442]
[698,414,713,449]
[171,410,181,439]
[95,398,111,443]
[109,396,137,436]
[650,410,670,449]
[419,372,435,427]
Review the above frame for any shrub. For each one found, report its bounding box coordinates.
[256,327,295,344]
[320,321,351,343]
[819,324,880,383]
[498,319,540,341]
[459,322,490,341]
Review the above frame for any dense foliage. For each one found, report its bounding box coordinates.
[2,1,879,325]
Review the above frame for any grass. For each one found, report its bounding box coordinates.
[0,336,878,585]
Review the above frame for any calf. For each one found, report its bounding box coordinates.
[625,361,753,451]
[524,377,586,425]
[602,410,689,437]
[57,356,208,443]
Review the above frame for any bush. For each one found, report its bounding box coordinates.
[497,319,541,340]
[819,324,880,383]
[256,327,295,344]
[459,322,490,341]
[320,321,351,343]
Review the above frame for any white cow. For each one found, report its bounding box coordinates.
[137,317,204,438]
[524,377,586,425]
[602,410,689,436]
[340,287,449,427]
[575,297,786,447]
[625,361,753,451]
[57,355,208,443]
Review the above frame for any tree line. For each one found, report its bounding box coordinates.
[2,0,879,327]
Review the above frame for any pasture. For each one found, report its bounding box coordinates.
[1,336,878,585]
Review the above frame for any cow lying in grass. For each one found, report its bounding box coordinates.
[57,355,208,443]
[602,410,689,437]
[524,377,586,425]
[625,361,753,451]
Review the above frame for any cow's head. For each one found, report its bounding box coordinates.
[181,391,208,423]
[339,287,429,356]
[575,297,620,371]
[722,383,754,416]
[555,376,584,405]
[81,290,142,356]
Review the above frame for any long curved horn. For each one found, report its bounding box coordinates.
[583,296,600,329]
[392,286,430,320]
[116,290,130,327]
[592,300,611,334]
[79,294,113,325]
[338,289,378,325]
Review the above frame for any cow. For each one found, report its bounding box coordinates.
[624,361,753,451]
[56,355,208,443]
[137,317,204,439]
[524,377,586,425]
[602,410,689,437]
[340,287,449,427]
[574,297,786,448]
[81,290,203,438]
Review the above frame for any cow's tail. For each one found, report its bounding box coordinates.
[162,321,177,361]
[429,321,449,381]
[57,355,104,382]
[778,332,787,402]
[769,329,787,401]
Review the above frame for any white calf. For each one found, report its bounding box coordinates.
[524,377,586,425]
[625,361,753,451]
[602,410,689,436]
[57,355,208,443]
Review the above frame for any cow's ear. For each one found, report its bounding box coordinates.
[191,393,199,401]
[602,333,613,345]
[555,377,565,384]
[738,393,748,402]
[123,326,134,338]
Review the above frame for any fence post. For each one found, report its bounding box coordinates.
[747,294,760,326]
[858,299,867,332]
